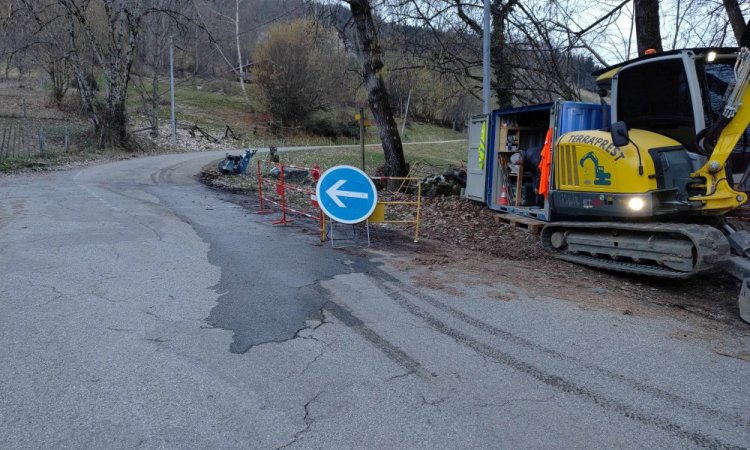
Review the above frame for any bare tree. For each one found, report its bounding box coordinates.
[193,0,252,106]
[14,2,72,103]
[0,0,15,79]
[723,0,747,44]
[20,0,192,148]
[2,0,35,80]
[634,0,664,55]
[388,0,739,104]
[388,0,586,107]
[491,0,518,108]
[345,0,408,177]
[131,0,184,137]
[60,0,140,147]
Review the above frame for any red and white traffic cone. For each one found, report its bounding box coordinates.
[498,186,509,205]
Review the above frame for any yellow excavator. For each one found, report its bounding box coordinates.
[531,47,750,322]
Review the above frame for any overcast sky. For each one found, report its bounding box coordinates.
[578,0,740,64]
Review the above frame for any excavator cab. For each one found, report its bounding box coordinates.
[614,49,750,192]
[550,49,749,219]
[611,48,750,186]
[613,55,697,150]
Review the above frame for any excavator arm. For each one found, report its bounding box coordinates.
[690,49,750,212]
[686,48,750,323]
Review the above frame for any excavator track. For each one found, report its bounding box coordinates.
[540,222,731,278]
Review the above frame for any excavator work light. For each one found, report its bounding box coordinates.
[627,197,646,212]
[707,51,717,62]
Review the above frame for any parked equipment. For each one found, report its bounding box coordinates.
[467,47,750,322]
[218,149,257,175]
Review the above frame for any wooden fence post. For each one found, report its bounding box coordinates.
[0,126,6,160]
[37,128,44,155]
[13,125,18,158]
[18,124,23,158]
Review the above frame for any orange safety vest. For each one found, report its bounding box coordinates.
[538,127,553,198]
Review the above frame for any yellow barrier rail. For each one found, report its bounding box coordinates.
[368,176,422,243]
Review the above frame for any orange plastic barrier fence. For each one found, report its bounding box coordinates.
[255,160,325,241]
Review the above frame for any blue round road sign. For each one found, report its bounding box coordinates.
[316,165,378,224]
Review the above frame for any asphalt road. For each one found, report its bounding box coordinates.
[1,152,750,449]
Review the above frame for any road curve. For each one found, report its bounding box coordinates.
[1,152,749,449]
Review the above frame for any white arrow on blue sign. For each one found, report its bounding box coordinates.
[315,165,378,224]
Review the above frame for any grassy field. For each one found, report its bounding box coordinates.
[275,141,466,175]
[127,74,469,173]
[129,75,467,147]
[1,70,468,173]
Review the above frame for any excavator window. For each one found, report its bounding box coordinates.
[697,59,750,181]
[616,59,697,149]
[696,60,732,124]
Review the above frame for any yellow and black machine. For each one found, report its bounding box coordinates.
[468,47,750,322]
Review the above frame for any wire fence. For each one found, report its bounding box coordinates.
[0,118,87,161]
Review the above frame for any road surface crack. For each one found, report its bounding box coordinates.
[283,345,329,381]
[291,301,332,343]
[385,369,416,383]
[419,393,447,410]
[275,390,325,450]
[40,284,65,305]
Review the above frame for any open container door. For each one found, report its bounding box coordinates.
[484,101,610,221]
[486,103,555,219]
[465,114,489,202]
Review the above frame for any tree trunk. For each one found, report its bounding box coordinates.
[634,0,663,56]
[347,0,407,177]
[48,60,69,105]
[723,0,746,45]
[58,0,142,150]
[97,99,128,148]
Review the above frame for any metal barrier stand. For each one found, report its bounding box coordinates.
[369,176,422,243]
[255,160,325,240]
[252,165,421,246]
[272,164,292,225]
[328,220,370,248]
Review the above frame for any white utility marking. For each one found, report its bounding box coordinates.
[325,179,369,208]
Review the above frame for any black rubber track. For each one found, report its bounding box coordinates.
[540,222,731,278]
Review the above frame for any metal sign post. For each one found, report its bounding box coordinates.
[316,165,378,248]
[359,107,365,171]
